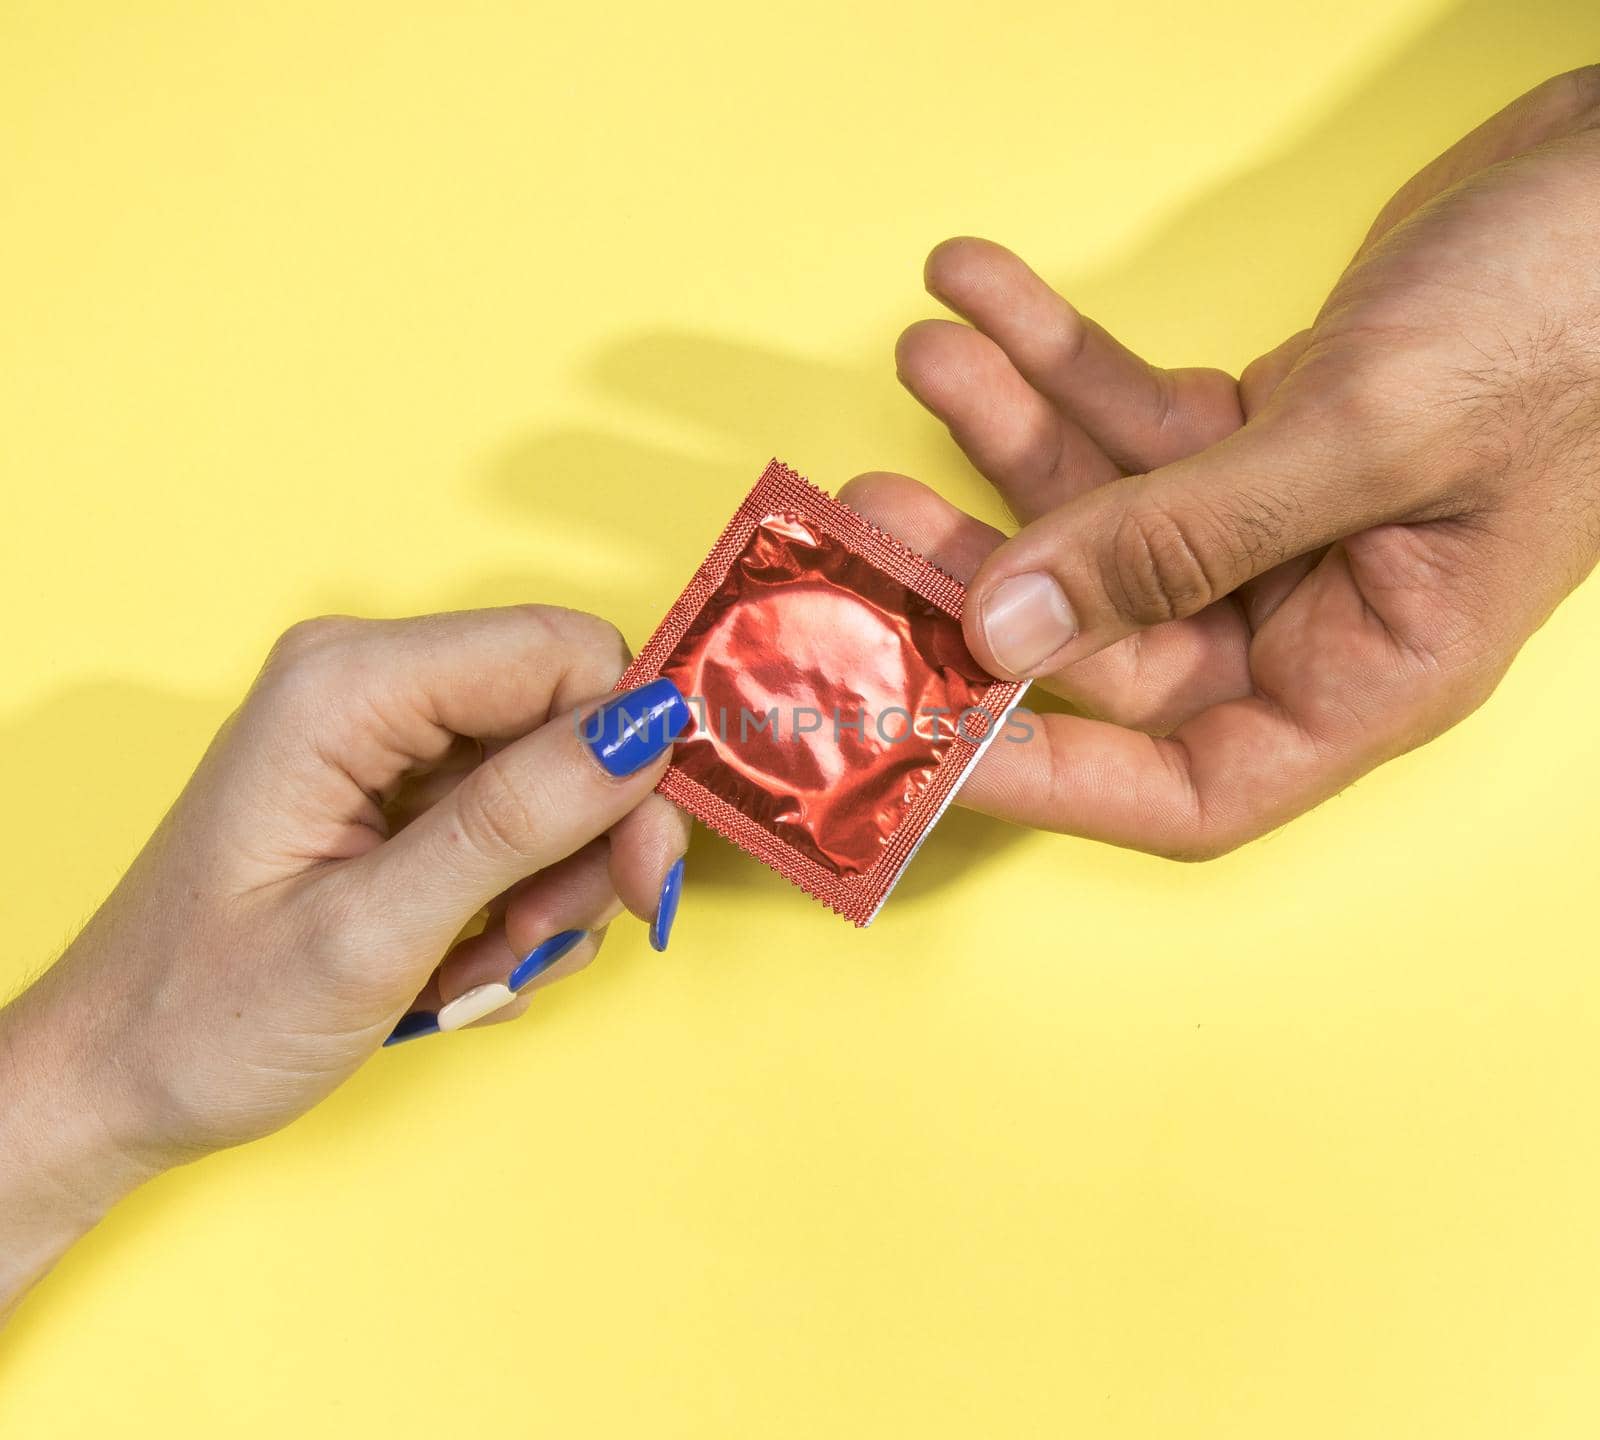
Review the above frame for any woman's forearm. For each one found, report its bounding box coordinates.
[0,609,691,1323]
[0,982,156,1321]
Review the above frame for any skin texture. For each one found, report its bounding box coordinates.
[0,606,688,1317]
[844,67,1600,860]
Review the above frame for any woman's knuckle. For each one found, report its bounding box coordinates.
[533,605,629,670]
[454,757,545,861]
[584,614,630,668]
[254,615,363,709]
[271,614,357,663]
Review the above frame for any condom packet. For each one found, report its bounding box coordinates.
[615,460,1028,925]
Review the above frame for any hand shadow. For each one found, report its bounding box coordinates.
[476,0,1600,915]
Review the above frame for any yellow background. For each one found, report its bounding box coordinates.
[5,1,1600,1433]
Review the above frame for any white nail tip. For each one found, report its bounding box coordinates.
[437,982,515,1032]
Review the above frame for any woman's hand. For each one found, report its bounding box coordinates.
[846,67,1600,858]
[0,606,689,1315]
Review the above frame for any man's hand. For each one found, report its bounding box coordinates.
[845,67,1600,858]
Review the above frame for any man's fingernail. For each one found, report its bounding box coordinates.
[437,982,515,1032]
[981,572,1077,674]
[650,856,685,953]
[509,929,586,992]
[384,1010,440,1047]
[584,678,690,776]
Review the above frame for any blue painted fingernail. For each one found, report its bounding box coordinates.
[650,857,685,953]
[509,928,586,992]
[384,1010,440,1047]
[583,678,690,777]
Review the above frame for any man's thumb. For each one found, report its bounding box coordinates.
[960,411,1408,679]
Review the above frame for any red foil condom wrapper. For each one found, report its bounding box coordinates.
[617,460,1028,925]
